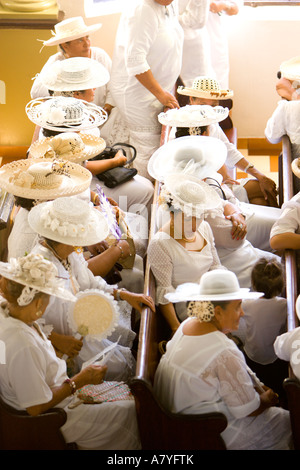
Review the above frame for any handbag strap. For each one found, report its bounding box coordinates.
[112,143,137,165]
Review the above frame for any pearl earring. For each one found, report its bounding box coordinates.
[36,310,43,317]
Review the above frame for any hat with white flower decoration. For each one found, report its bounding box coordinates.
[41,17,102,47]
[28,196,109,246]
[0,158,92,200]
[158,105,229,128]
[28,132,106,164]
[159,173,221,218]
[0,253,76,306]
[26,96,107,132]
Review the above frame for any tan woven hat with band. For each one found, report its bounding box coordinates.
[177,76,234,100]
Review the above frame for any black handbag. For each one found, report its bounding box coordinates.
[91,143,137,188]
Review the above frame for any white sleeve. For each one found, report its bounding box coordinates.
[265,101,287,145]
[178,0,209,30]
[147,237,176,305]
[30,53,61,99]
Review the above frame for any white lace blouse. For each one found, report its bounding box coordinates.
[147,221,223,306]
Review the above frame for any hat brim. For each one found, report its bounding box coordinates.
[0,158,92,200]
[26,97,107,132]
[67,289,120,341]
[280,55,300,81]
[28,201,109,246]
[0,261,76,303]
[43,24,102,47]
[28,133,106,163]
[147,135,227,183]
[177,85,234,100]
[165,286,264,303]
[291,158,300,179]
[158,105,229,127]
[40,59,110,91]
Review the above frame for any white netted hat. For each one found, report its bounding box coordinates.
[28,197,109,246]
[38,57,110,92]
[42,17,102,47]
[165,270,263,303]
[26,96,107,132]
[0,253,76,305]
[28,132,106,164]
[147,135,227,183]
[158,105,229,128]
[177,76,233,100]
[0,158,92,200]
[160,173,221,218]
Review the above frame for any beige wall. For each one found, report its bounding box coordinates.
[227,6,300,139]
[1,2,300,147]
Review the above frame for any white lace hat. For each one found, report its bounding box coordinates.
[28,132,106,164]
[165,270,263,303]
[28,197,109,246]
[279,55,300,81]
[26,96,107,132]
[147,135,227,182]
[0,158,92,200]
[158,105,229,128]
[0,253,76,305]
[160,173,221,218]
[42,17,102,47]
[38,57,110,92]
[177,76,233,100]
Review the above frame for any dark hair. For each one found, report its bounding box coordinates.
[175,125,208,139]
[14,196,35,210]
[251,257,284,299]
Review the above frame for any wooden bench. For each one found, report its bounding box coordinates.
[128,125,228,450]
[277,135,300,449]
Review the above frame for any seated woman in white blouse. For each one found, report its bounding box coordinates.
[147,173,225,334]
[154,270,292,450]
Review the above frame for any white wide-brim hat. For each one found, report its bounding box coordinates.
[38,57,110,92]
[177,76,234,100]
[158,105,229,128]
[0,158,92,200]
[28,197,109,246]
[26,96,107,132]
[279,55,300,81]
[0,254,76,303]
[165,270,264,303]
[291,157,300,179]
[148,135,227,183]
[67,289,120,342]
[28,132,106,164]
[42,16,102,47]
[161,173,221,218]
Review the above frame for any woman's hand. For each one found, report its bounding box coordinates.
[119,291,155,313]
[76,364,108,388]
[256,174,278,207]
[50,332,83,358]
[113,149,127,167]
[225,212,247,240]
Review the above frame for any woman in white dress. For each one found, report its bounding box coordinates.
[26,197,155,381]
[0,253,140,450]
[154,269,292,450]
[147,172,225,333]
[109,0,184,179]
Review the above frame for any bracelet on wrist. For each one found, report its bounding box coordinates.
[92,193,99,205]
[244,163,254,173]
[115,288,126,301]
[114,242,124,257]
[64,378,77,395]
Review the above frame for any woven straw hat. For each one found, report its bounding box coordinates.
[279,56,300,81]
[26,96,107,132]
[177,76,234,100]
[161,173,221,218]
[147,135,227,183]
[28,132,106,164]
[165,270,263,303]
[0,158,92,200]
[28,197,109,246]
[0,253,76,304]
[42,17,102,47]
[158,104,229,128]
[38,57,110,92]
